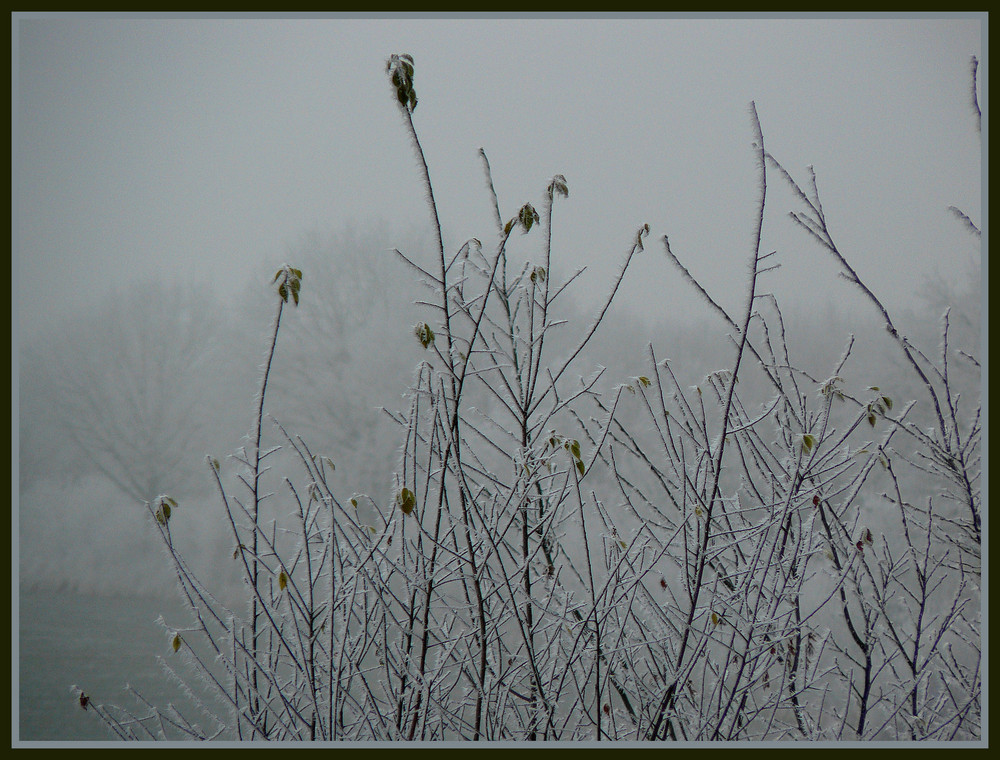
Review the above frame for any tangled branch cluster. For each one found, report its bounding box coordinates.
[78,54,981,743]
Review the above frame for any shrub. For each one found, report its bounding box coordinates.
[75,54,980,742]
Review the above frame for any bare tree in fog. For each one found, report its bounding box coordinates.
[25,282,224,503]
[258,225,420,497]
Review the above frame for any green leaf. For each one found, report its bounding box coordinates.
[800,433,816,453]
[278,570,288,591]
[518,204,539,232]
[549,174,569,199]
[820,376,843,397]
[638,376,651,388]
[398,487,416,515]
[504,219,514,235]
[576,459,585,476]
[570,440,581,459]
[387,54,417,113]
[155,498,173,526]
[413,322,435,349]
[172,634,182,653]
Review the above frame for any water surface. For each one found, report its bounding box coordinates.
[18,588,214,742]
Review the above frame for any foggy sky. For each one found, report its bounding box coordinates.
[14,15,984,341]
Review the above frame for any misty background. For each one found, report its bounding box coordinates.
[13,16,983,738]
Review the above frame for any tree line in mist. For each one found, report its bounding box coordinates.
[17,216,979,598]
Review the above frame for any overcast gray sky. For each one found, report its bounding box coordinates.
[14,15,983,340]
